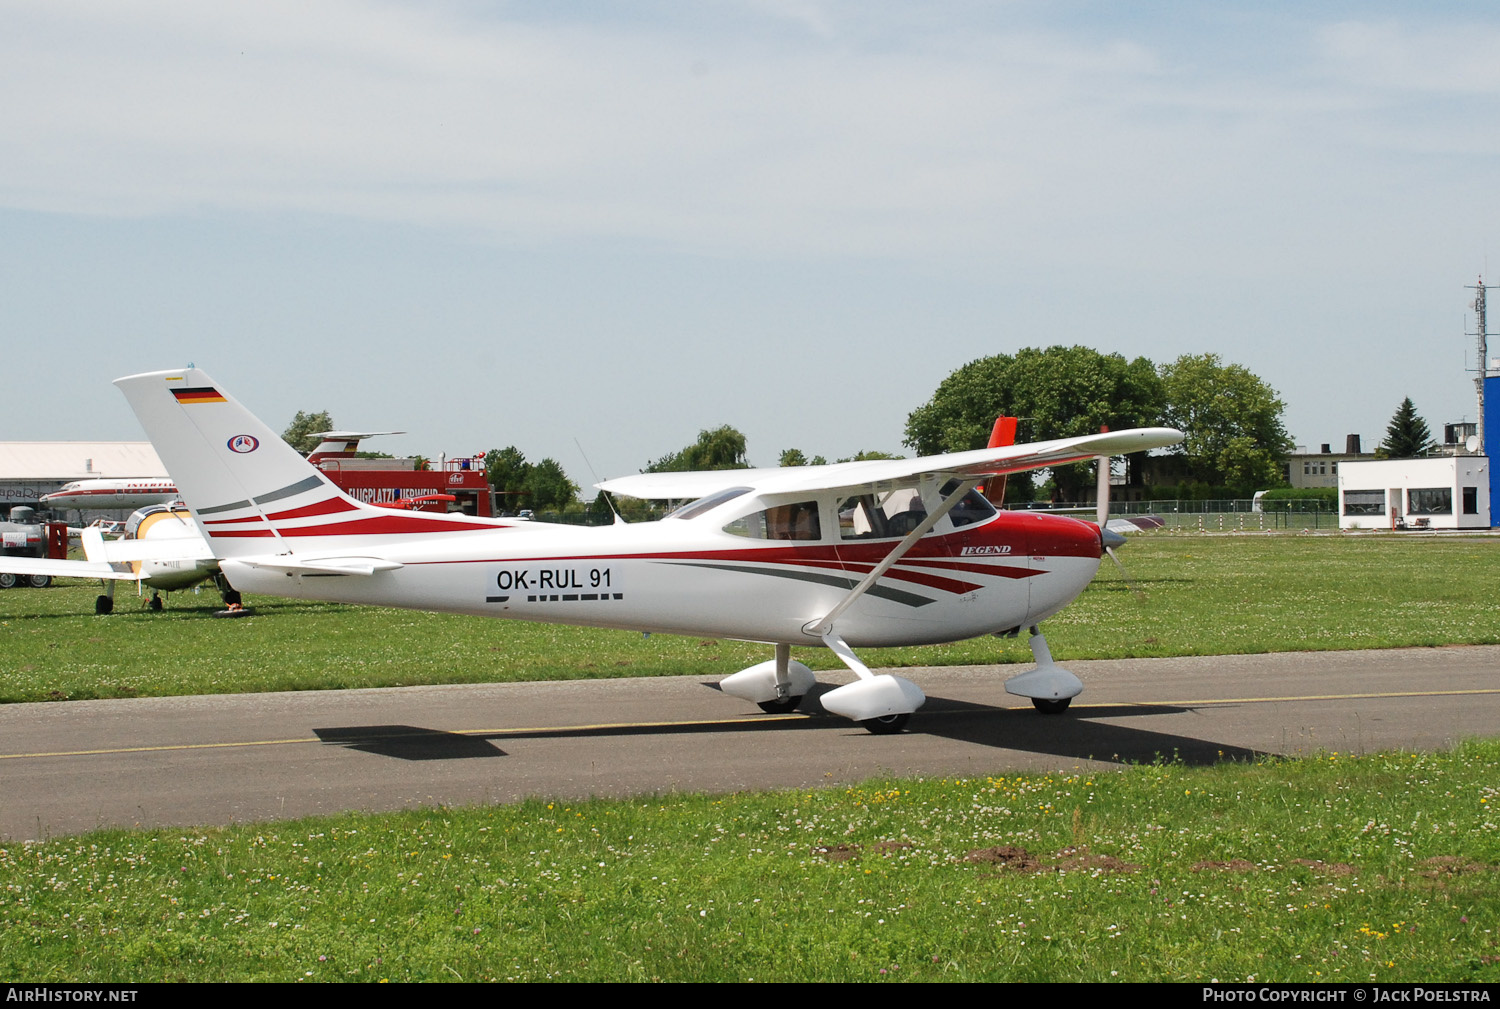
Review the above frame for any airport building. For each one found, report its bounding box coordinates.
[1337,279,1500,530]
[0,443,166,514]
[1337,454,1490,530]
[1336,292,1499,529]
[1287,436,1373,490]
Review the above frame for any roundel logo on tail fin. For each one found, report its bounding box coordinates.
[227,434,260,454]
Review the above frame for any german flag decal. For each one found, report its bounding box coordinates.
[172,387,227,404]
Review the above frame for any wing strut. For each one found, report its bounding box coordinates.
[805,477,979,642]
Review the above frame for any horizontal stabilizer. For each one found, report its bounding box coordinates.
[90,537,215,564]
[238,557,405,576]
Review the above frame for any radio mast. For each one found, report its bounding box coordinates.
[1467,277,1490,454]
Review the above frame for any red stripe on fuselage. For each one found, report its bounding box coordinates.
[273,515,501,536]
[792,557,989,594]
[45,485,176,498]
[900,557,1033,578]
[265,497,359,521]
[402,512,1099,567]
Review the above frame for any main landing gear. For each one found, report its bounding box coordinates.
[860,713,910,734]
[95,579,117,615]
[721,623,1083,734]
[212,573,250,618]
[722,644,816,715]
[720,634,925,736]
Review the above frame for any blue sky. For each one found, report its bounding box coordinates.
[4,1,1498,482]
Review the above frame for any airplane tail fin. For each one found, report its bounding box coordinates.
[980,416,1018,505]
[114,368,504,558]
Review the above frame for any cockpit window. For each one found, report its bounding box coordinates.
[838,481,996,539]
[941,479,998,528]
[838,488,927,539]
[665,486,753,521]
[723,501,822,540]
[124,505,190,540]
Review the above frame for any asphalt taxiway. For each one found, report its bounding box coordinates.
[2,645,1497,840]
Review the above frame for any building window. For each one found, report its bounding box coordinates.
[1463,487,1478,515]
[1342,490,1384,516]
[1408,488,1452,515]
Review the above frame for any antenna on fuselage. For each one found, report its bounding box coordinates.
[575,437,626,525]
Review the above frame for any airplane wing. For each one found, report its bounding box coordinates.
[595,467,784,501]
[597,428,1183,500]
[0,556,139,581]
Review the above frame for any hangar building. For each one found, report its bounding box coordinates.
[0,443,166,515]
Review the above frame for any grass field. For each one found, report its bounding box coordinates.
[3,742,1497,982]
[1,532,1496,703]
[3,532,1499,982]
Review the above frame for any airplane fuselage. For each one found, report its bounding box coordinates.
[42,479,179,512]
[221,507,1102,647]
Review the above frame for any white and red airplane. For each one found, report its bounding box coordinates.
[116,367,1182,732]
[41,478,180,512]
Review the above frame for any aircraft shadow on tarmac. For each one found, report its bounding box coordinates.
[310,682,1262,767]
[315,725,508,760]
[911,696,1265,766]
[792,681,1265,766]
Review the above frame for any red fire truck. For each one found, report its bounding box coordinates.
[307,432,493,517]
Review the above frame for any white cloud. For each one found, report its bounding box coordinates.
[1319,19,1500,94]
[0,1,1196,256]
[0,2,1497,276]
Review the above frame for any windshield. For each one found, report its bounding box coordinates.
[664,486,753,521]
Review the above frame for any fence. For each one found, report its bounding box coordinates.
[1015,499,1337,531]
[530,499,1339,531]
[1135,509,1335,532]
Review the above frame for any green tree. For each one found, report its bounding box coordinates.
[1376,397,1435,459]
[524,458,580,512]
[836,450,904,462]
[904,346,1164,500]
[779,449,827,467]
[1158,353,1292,491]
[646,425,749,472]
[282,410,334,454]
[485,446,531,512]
[587,491,617,524]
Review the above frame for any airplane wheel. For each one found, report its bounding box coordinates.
[27,575,51,589]
[0,573,15,589]
[860,713,910,735]
[757,696,803,714]
[1032,697,1071,714]
[95,595,114,615]
[148,596,163,612]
